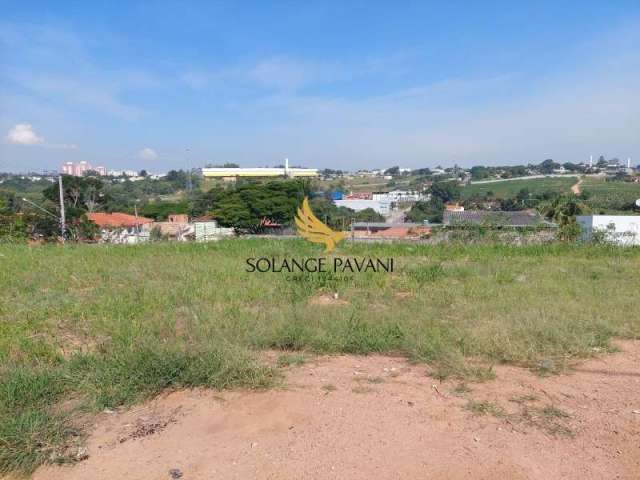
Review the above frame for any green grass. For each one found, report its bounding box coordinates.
[580,177,640,212]
[466,397,573,436]
[276,353,307,368]
[463,177,577,198]
[520,403,574,436]
[1,239,640,474]
[466,399,505,417]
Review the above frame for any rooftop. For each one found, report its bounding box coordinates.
[87,212,153,228]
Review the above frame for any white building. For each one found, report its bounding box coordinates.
[372,190,428,203]
[334,199,391,215]
[577,215,640,246]
[194,221,234,242]
[202,158,317,178]
[107,169,139,177]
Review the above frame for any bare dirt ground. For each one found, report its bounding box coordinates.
[571,178,583,195]
[36,341,640,480]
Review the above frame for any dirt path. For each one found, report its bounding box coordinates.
[35,342,640,480]
[571,177,583,195]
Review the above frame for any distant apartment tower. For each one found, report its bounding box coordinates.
[59,161,107,177]
[60,162,74,175]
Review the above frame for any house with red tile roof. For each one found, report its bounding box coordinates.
[86,212,154,229]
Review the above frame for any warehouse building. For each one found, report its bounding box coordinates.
[202,158,318,178]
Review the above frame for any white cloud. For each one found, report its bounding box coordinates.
[6,123,44,145]
[137,147,158,160]
[4,123,77,149]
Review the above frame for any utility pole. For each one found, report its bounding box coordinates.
[58,175,66,242]
[134,200,141,242]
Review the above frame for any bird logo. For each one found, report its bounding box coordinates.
[295,197,346,252]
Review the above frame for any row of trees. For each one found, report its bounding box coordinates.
[192,180,384,231]
[405,179,590,241]
[1,176,386,241]
[468,159,592,180]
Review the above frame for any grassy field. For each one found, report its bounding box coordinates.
[580,177,640,212]
[462,177,577,198]
[1,239,640,474]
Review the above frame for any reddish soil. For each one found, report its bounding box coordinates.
[35,341,640,480]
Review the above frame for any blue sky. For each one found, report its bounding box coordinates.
[1,1,639,172]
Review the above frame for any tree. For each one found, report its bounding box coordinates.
[0,191,19,215]
[42,175,109,219]
[405,180,460,224]
[412,167,432,177]
[470,166,490,180]
[139,200,189,221]
[193,180,311,230]
[353,208,385,223]
[538,159,560,174]
[541,194,585,241]
[69,215,100,241]
[384,166,400,176]
[430,180,461,203]
[499,198,520,211]
[165,170,189,189]
[406,197,445,224]
[307,199,384,230]
[562,162,582,172]
[320,168,344,176]
[206,163,240,168]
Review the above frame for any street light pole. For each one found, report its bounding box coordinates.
[21,198,59,219]
[58,175,66,241]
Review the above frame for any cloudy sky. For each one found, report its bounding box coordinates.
[1,1,639,172]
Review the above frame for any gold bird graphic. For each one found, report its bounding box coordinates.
[295,197,346,252]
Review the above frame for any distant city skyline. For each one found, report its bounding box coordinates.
[1,1,639,172]
[60,161,107,177]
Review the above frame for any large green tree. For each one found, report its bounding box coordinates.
[194,180,311,231]
[430,180,461,203]
[42,175,110,218]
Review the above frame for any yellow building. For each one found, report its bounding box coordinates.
[202,158,318,178]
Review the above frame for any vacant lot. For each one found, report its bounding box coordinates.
[1,240,639,475]
[463,177,576,198]
[33,345,640,480]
